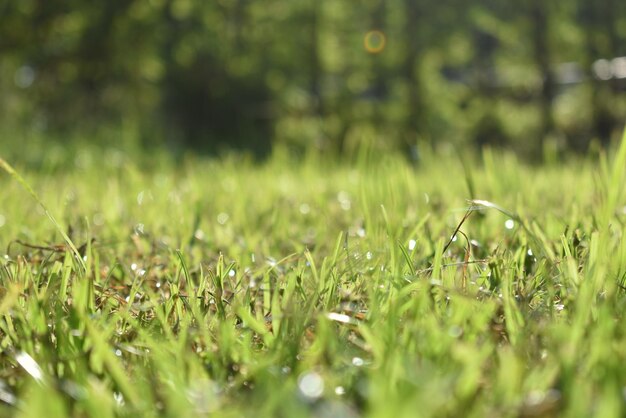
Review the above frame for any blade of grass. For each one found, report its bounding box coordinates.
[398,241,416,276]
[468,199,553,262]
[600,125,626,229]
[442,207,473,255]
[0,156,86,273]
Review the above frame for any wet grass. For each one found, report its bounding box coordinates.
[1,132,626,417]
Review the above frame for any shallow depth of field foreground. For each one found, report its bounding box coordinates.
[1,135,626,417]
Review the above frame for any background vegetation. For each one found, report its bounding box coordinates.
[1,136,626,417]
[1,0,625,157]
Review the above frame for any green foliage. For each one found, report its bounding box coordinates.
[1,0,624,156]
[1,131,626,416]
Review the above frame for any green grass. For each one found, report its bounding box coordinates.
[1,133,626,417]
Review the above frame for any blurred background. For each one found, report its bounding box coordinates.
[1,0,625,159]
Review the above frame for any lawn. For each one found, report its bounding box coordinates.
[1,134,626,417]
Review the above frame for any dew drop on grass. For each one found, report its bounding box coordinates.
[337,191,351,211]
[299,203,311,215]
[113,392,125,406]
[448,326,463,338]
[524,389,561,407]
[298,372,324,400]
[408,239,416,250]
[228,269,236,277]
[93,213,104,226]
[326,312,353,324]
[335,386,346,396]
[505,219,515,229]
[0,382,17,405]
[366,251,372,260]
[187,379,218,414]
[114,349,122,357]
[15,351,44,383]
[351,357,364,367]
[217,213,229,225]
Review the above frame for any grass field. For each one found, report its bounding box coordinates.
[1,132,626,417]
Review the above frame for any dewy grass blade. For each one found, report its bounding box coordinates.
[601,125,626,229]
[3,139,626,417]
[0,156,86,273]
[398,241,416,276]
[175,249,192,286]
[15,351,45,384]
[468,199,517,220]
[468,199,553,262]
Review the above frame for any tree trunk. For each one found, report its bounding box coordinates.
[530,0,555,144]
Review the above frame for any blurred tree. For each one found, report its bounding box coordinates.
[402,0,427,151]
[578,0,625,149]
[0,0,624,156]
[528,0,556,144]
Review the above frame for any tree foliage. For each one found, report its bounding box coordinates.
[1,0,624,156]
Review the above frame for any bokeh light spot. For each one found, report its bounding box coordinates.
[364,30,386,54]
[14,66,35,89]
[298,371,324,400]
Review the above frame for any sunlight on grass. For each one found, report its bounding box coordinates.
[1,133,626,417]
[0,157,86,273]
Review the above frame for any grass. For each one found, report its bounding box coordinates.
[1,132,626,417]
